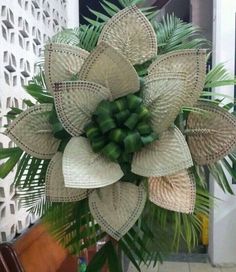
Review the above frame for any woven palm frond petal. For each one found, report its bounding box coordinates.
[44,43,89,93]
[98,5,157,65]
[53,81,112,136]
[79,42,140,99]
[5,104,60,159]
[143,72,188,134]
[149,169,196,213]
[147,49,206,106]
[131,126,193,177]
[89,181,146,240]
[63,137,123,189]
[46,152,89,202]
[186,101,236,165]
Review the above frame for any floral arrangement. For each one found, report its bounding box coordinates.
[1,0,236,271]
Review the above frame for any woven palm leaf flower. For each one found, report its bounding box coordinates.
[5,5,236,242]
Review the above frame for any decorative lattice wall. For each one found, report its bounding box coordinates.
[0,0,67,243]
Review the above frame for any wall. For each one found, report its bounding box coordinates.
[66,0,79,28]
[0,0,67,243]
[190,0,213,42]
[209,0,236,266]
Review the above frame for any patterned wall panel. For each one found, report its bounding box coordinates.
[0,0,67,242]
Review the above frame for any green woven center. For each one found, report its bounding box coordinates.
[84,94,158,163]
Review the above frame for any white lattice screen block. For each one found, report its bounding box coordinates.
[0,0,68,243]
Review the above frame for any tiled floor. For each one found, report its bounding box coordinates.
[128,262,236,272]
[159,262,236,272]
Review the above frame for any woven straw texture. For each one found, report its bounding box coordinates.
[98,5,157,65]
[143,72,188,134]
[89,182,146,240]
[63,137,123,188]
[45,152,89,202]
[53,81,112,136]
[79,42,139,99]
[5,104,60,159]
[132,126,193,177]
[44,43,89,93]
[186,101,236,165]
[149,169,196,213]
[148,49,206,106]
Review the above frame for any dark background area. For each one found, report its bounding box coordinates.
[78,0,181,24]
[79,0,122,24]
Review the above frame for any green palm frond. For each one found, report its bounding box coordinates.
[43,200,106,254]
[207,162,234,195]
[25,73,53,104]
[154,14,209,54]
[0,148,23,178]
[204,63,236,88]
[79,24,103,51]
[118,0,145,7]
[152,186,211,252]
[29,196,52,217]
[15,153,50,209]
[201,91,235,102]
[222,156,236,183]
[84,0,158,26]
[4,107,23,120]
[49,27,80,46]
[49,24,103,52]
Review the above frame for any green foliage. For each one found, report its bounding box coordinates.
[207,162,234,194]
[195,161,234,196]
[29,196,52,217]
[87,241,122,272]
[25,83,53,105]
[0,148,23,178]
[50,0,158,52]
[79,25,103,51]
[43,200,106,254]
[25,83,53,104]
[15,153,50,210]
[5,107,23,121]
[154,14,209,54]
[1,2,236,271]
[49,27,80,46]
[50,24,102,52]
[148,186,211,253]
[84,0,158,26]
[223,155,236,181]
[205,63,236,88]
[118,0,145,7]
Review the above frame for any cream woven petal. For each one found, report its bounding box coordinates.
[132,126,193,177]
[89,182,146,240]
[63,137,123,189]
[149,169,196,213]
[78,42,140,99]
[186,101,236,165]
[46,152,88,202]
[143,72,188,134]
[53,81,112,136]
[147,49,206,106]
[5,104,60,159]
[98,6,157,65]
[44,43,89,93]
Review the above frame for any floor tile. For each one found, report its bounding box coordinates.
[189,263,221,272]
[128,262,159,272]
[221,268,236,272]
[159,262,189,272]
